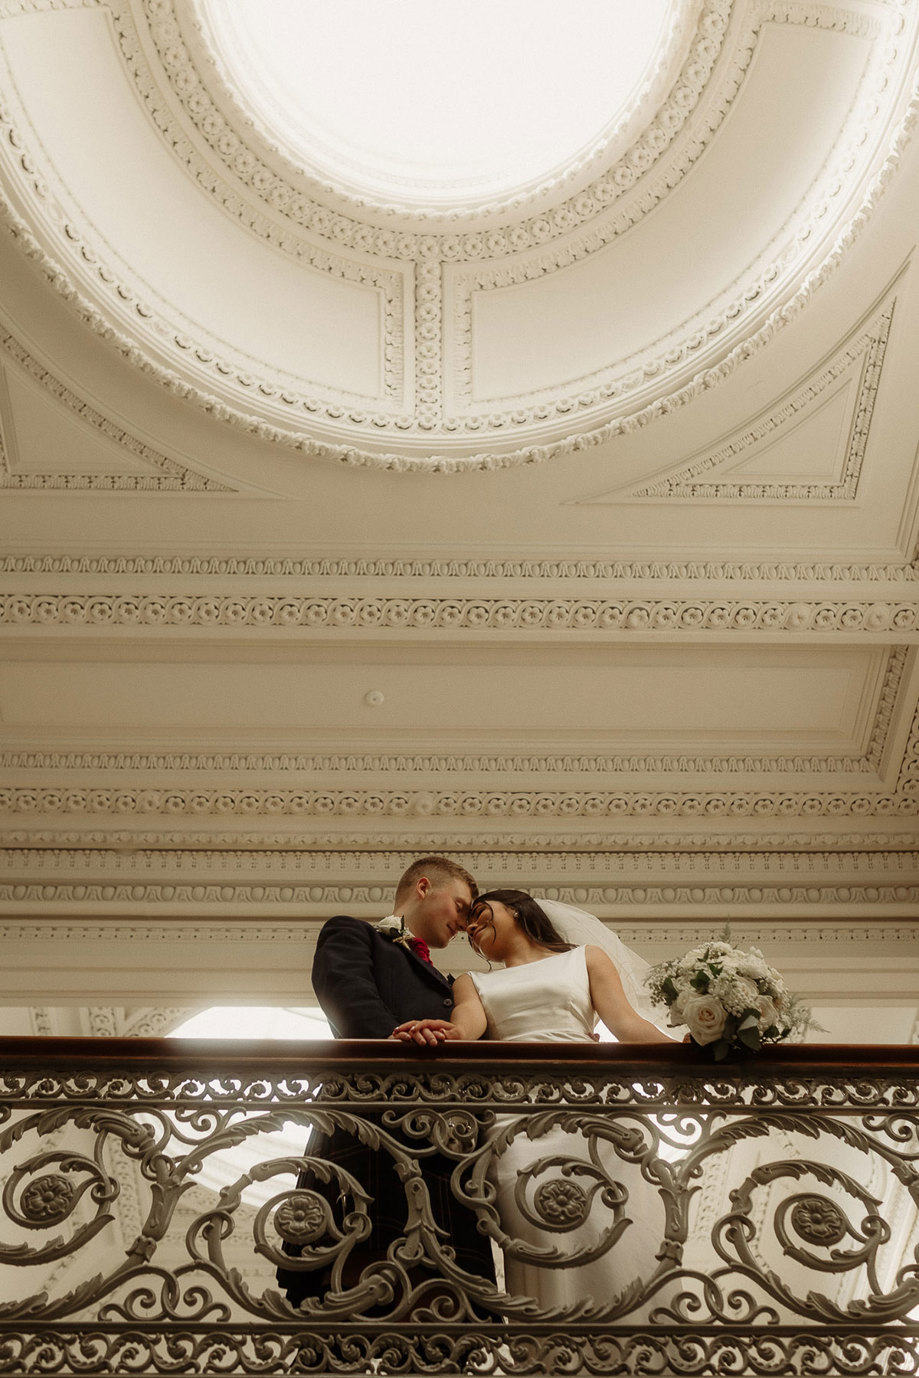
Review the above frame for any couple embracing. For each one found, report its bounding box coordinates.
[279,855,673,1311]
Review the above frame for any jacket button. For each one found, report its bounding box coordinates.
[443,998,453,1008]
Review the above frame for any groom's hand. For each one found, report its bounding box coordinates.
[391,1018,460,1046]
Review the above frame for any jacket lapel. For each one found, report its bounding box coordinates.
[403,941,454,988]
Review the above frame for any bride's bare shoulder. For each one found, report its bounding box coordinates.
[584,945,619,971]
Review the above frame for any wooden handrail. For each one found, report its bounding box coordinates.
[0,1035,916,1072]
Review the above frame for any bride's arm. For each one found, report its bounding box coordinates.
[585,947,675,1043]
[392,973,488,1046]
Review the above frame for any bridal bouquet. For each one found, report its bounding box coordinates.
[646,934,815,1060]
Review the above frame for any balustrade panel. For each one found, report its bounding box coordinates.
[0,1039,916,1375]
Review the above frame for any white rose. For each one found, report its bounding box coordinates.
[376,915,404,935]
[752,994,781,1032]
[682,994,728,1046]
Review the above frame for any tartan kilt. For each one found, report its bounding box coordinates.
[277,1122,494,1302]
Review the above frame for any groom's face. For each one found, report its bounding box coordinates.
[411,877,474,949]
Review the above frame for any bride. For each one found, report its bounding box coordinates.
[393,890,675,1312]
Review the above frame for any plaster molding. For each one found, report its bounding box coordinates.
[0,638,907,806]
[447,8,905,429]
[4,845,914,872]
[627,301,892,501]
[2,915,918,942]
[0,624,904,772]
[84,1005,191,1036]
[0,2,99,13]
[0,784,915,823]
[1,670,917,823]
[1,554,917,581]
[0,105,408,437]
[148,0,729,235]
[0,2,912,466]
[29,1006,55,1034]
[3,830,914,852]
[2,592,917,634]
[0,326,233,491]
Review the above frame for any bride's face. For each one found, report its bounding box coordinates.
[466,899,517,959]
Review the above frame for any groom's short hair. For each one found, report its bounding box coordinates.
[394,855,478,905]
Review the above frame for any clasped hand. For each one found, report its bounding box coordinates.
[391,1018,462,1046]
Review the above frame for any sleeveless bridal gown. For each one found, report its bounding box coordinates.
[470,947,663,1313]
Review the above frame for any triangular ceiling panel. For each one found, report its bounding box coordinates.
[578,300,893,504]
[0,346,232,491]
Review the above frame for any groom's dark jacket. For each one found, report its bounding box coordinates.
[277,915,494,1301]
[312,913,458,1037]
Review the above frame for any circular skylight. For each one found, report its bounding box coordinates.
[201,0,679,207]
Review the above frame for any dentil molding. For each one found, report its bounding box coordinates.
[2,554,918,580]
[3,920,918,944]
[3,829,915,852]
[5,846,915,877]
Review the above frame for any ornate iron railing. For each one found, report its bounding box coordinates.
[0,1037,916,1375]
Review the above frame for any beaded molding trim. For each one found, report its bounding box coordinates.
[0,325,233,490]
[626,301,892,502]
[1,592,916,633]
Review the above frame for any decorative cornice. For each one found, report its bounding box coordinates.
[4,846,915,875]
[3,830,915,853]
[1,592,916,633]
[629,301,892,501]
[84,1005,191,1037]
[0,655,915,823]
[0,923,916,949]
[0,325,233,491]
[0,784,915,823]
[1,554,917,581]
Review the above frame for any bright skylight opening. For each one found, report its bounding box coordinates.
[201,1,679,206]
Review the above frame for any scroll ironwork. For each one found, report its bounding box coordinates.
[0,1038,916,1374]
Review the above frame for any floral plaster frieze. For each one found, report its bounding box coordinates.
[1,592,917,633]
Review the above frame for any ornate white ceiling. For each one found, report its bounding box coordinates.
[0,0,917,992]
[0,0,916,469]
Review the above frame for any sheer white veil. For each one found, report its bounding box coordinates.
[534,897,663,1028]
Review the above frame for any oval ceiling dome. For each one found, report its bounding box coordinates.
[200,0,682,210]
[0,0,914,471]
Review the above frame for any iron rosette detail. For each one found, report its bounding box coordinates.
[0,1051,916,1374]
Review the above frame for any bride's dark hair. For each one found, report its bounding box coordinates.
[472,890,572,953]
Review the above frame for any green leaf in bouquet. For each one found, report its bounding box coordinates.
[690,970,709,992]
[661,976,678,1003]
[711,1037,732,1061]
[738,1024,762,1051]
[737,1011,759,1031]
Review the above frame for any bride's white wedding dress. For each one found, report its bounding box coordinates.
[469,946,665,1313]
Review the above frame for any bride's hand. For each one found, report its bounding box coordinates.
[392,1018,460,1046]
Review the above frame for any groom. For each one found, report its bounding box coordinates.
[277,855,495,1303]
